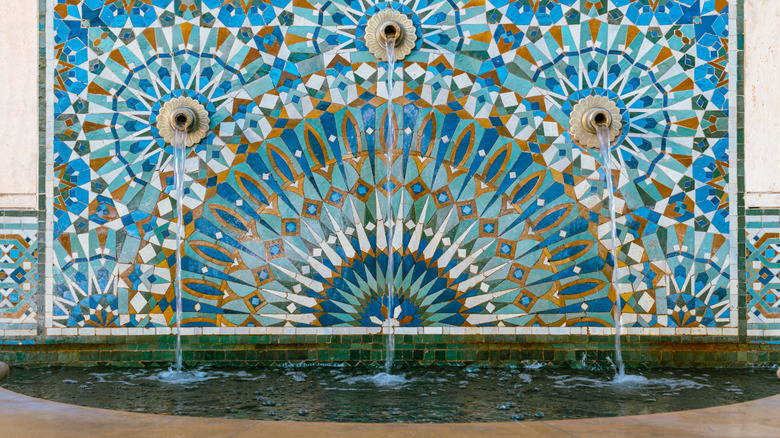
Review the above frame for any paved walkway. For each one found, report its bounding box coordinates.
[0,386,778,437]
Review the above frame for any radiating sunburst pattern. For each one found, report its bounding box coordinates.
[182,143,615,328]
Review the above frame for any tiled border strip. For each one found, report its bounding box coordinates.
[729,0,744,339]
[735,0,747,342]
[37,0,48,336]
[0,334,775,368]
[41,326,741,337]
[744,208,779,338]
[0,211,39,337]
[43,0,54,332]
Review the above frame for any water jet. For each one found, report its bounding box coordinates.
[156,96,211,372]
[570,95,626,377]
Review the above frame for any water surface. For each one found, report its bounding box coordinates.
[3,365,778,422]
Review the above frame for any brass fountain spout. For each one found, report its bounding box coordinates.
[157,97,210,147]
[365,9,417,61]
[568,95,623,149]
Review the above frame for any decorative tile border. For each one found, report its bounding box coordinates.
[735,0,747,342]
[1,334,775,368]
[745,208,780,337]
[40,325,741,337]
[0,214,39,337]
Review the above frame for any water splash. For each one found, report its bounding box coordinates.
[611,374,650,385]
[522,361,547,370]
[548,373,710,389]
[595,124,624,378]
[573,353,592,371]
[383,36,397,374]
[172,128,187,372]
[340,372,412,387]
[149,368,213,385]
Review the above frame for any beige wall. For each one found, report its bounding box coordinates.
[745,0,780,207]
[0,0,38,209]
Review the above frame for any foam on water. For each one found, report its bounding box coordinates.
[286,371,307,382]
[549,375,605,389]
[542,372,712,390]
[323,386,360,391]
[517,373,533,384]
[643,377,711,390]
[609,374,711,389]
[88,371,142,386]
[88,372,113,383]
[610,374,650,385]
[523,361,546,370]
[340,372,412,387]
[148,368,214,385]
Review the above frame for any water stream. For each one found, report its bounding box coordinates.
[383,37,397,374]
[172,128,187,373]
[595,125,624,378]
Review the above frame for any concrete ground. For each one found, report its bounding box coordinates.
[0,385,777,437]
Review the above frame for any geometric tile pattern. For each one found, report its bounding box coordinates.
[49,0,735,331]
[0,217,38,331]
[746,214,780,332]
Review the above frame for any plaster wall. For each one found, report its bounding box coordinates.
[745,0,780,207]
[0,0,38,209]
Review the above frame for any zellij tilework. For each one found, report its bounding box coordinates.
[48,0,735,333]
[746,214,780,336]
[0,217,38,333]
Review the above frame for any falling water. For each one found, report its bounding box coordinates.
[383,37,397,373]
[172,128,187,372]
[595,124,624,378]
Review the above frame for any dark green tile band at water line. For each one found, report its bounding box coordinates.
[2,335,780,369]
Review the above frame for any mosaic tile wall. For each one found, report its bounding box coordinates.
[0,215,38,336]
[746,209,780,337]
[43,0,738,336]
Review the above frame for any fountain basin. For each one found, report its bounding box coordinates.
[1,365,778,423]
